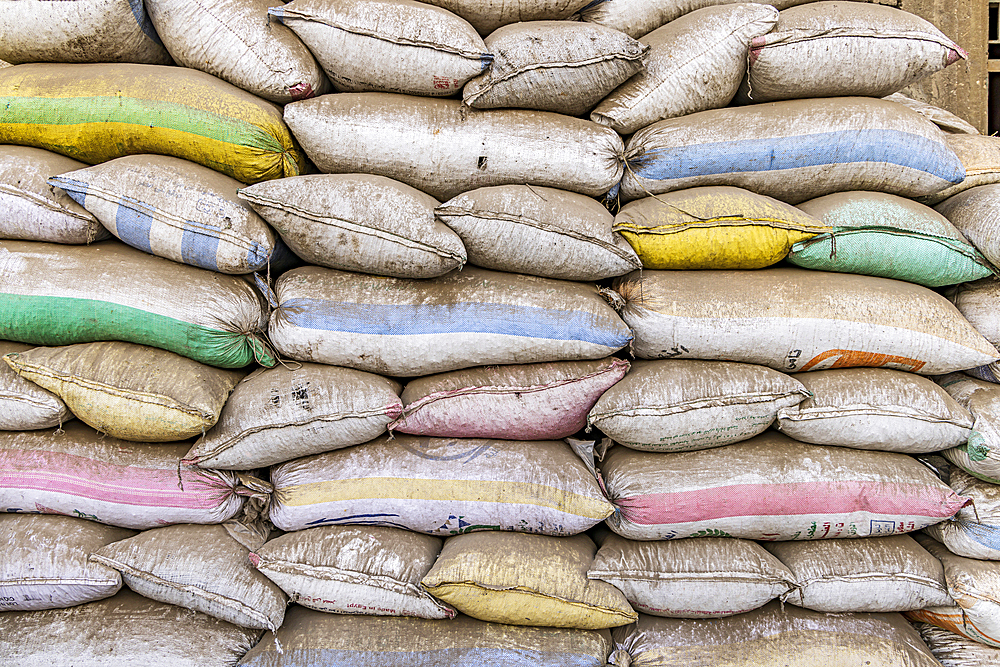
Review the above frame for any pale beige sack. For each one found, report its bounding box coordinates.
[238,174,465,279]
[615,268,999,375]
[947,279,1000,362]
[420,0,595,35]
[609,604,942,666]
[937,373,1000,485]
[588,359,808,452]
[884,93,980,136]
[914,621,1000,667]
[422,531,636,629]
[775,368,973,453]
[250,525,453,618]
[922,135,1000,205]
[270,0,489,97]
[0,146,106,244]
[4,342,244,443]
[937,185,1000,269]
[764,534,952,613]
[591,4,778,135]
[0,341,71,430]
[588,534,794,618]
[0,588,260,667]
[0,514,132,611]
[435,185,639,281]
[925,467,1000,561]
[463,21,647,116]
[240,607,613,666]
[91,523,286,632]
[284,93,625,201]
[148,0,328,103]
[184,363,402,470]
[737,2,966,103]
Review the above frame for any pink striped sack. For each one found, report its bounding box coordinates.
[0,422,263,529]
[600,432,968,541]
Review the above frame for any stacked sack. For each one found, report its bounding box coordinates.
[0,0,996,666]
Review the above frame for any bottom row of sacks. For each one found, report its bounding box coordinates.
[0,592,968,667]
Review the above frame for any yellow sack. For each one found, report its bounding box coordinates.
[613,185,830,269]
[0,63,304,184]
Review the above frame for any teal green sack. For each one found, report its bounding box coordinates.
[788,191,993,287]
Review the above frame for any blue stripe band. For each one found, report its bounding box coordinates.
[630,129,965,184]
[961,522,1000,552]
[115,196,155,256]
[280,298,631,349]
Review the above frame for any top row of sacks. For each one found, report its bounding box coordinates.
[0,0,964,121]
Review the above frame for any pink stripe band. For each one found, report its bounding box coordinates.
[615,481,969,525]
[1,448,234,509]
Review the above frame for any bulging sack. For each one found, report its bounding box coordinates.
[924,467,1000,561]
[587,534,795,618]
[0,0,171,65]
[184,363,402,470]
[463,21,647,116]
[3,342,244,443]
[937,372,1000,484]
[391,357,629,440]
[588,359,808,452]
[284,93,625,201]
[619,97,965,204]
[50,155,285,275]
[271,0,490,97]
[612,186,829,270]
[774,368,973,453]
[0,146,107,245]
[591,4,778,135]
[250,525,454,619]
[615,267,999,375]
[936,184,1000,269]
[600,432,969,541]
[0,341,71,431]
[0,240,273,369]
[269,265,632,377]
[435,185,639,280]
[147,0,327,103]
[737,2,966,103]
[0,63,304,184]
[269,435,614,536]
[0,422,256,530]
[922,134,1000,205]
[421,0,595,35]
[239,173,465,279]
[0,514,131,611]
[789,190,993,287]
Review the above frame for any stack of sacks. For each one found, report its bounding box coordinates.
[0,0,994,665]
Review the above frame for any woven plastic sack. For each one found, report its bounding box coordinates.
[619,97,965,204]
[914,621,1000,667]
[421,0,595,35]
[884,93,980,136]
[269,435,614,535]
[250,525,454,618]
[763,534,952,613]
[0,63,303,184]
[0,240,273,369]
[463,21,647,116]
[615,267,998,375]
[0,341,71,431]
[923,134,1000,205]
[774,368,973,453]
[600,432,969,541]
[0,146,107,245]
[435,185,639,281]
[184,363,402,470]
[613,186,829,270]
[591,4,778,135]
[936,185,1000,270]
[284,92,624,201]
[789,190,993,287]
[0,0,171,65]
[391,357,629,440]
[579,0,813,39]
[0,422,258,530]
[270,0,490,97]
[238,607,613,666]
[0,514,131,611]
[588,534,794,618]
[239,173,465,279]
[3,342,243,442]
[925,467,1000,561]
[148,0,327,103]
[422,532,636,629]
[0,589,260,667]
[588,359,808,452]
[50,155,286,274]
[937,373,1000,484]
[270,265,632,377]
